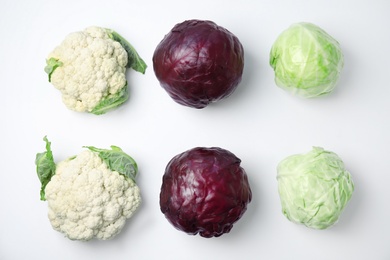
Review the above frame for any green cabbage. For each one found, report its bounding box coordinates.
[277,147,354,229]
[270,22,344,98]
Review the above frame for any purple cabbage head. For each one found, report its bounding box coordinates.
[153,20,244,109]
[159,147,252,238]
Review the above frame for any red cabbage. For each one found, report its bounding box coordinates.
[153,20,244,109]
[160,147,252,238]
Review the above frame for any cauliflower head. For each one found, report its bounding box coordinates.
[45,26,146,115]
[36,137,141,241]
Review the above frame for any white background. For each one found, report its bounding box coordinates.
[1,0,389,259]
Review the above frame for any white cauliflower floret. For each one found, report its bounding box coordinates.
[47,26,128,113]
[45,150,141,241]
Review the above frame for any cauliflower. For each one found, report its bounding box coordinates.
[35,137,141,241]
[44,26,147,115]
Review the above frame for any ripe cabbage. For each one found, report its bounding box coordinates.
[159,147,252,237]
[270,22,344,98]
[277,147,354,229]
[153,20,244,109]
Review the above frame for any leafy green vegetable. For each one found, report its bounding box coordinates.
[106,28,147,74]
[35,136,56,201]
[44,57,63,82]
[90,84,129,115]
[270,22,344,98]
[84,145,138,182]
[277,147,354,229]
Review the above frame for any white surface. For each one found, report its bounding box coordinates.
[1,0,389,259]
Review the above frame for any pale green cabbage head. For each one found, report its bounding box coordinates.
[270,22,344,98]
[277,147,354,229]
